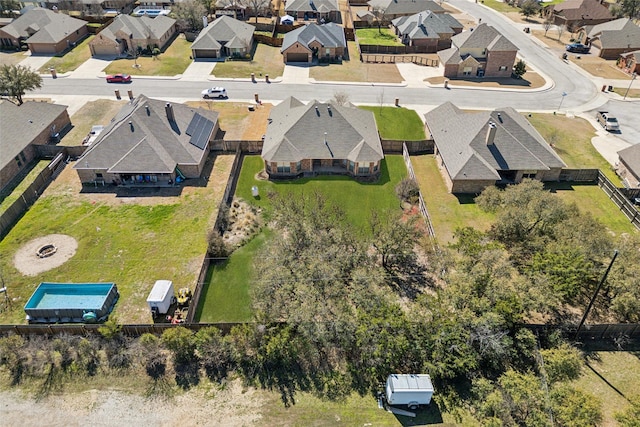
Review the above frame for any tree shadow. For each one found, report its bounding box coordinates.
[387,257,430,300]
[174,361,200,390]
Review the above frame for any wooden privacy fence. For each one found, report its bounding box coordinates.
[382,139,434,154]
[361,53,439,67]
[402,143,435,237]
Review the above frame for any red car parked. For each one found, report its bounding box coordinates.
[106,74,132,83]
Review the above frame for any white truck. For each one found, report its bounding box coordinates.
[146,280,176,317]
[385,374,434,410]
[596,111,620,132]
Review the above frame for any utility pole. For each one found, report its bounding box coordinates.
[623,72,637,100]
[574,250,618,340]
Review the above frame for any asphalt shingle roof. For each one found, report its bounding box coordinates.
[262,97,383,163]
[285,0,339,13]
[0,7,86,44]
[191,15,254,51]
[618,143,640,179]
[281,22,346,51]
[392,10,461,41]
[74,95,218,174]
[587,18,640,50]
[552,0,613,21]
[424,102,565,181]
[95,14,175,46]
[0,100,68,172]
[368,0,445,15]
[451,23,517,51]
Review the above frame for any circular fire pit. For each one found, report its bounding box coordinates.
[37,244,58,258]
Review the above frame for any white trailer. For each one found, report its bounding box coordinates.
[385,374,434,410]
[147,280,176,317]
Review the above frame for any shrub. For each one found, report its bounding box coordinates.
[395,177,420,203]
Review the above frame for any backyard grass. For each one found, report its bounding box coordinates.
[212,43,284,79]
[309,42,403,83]
[61,99,126,146]
[0,160,49,215]
[360,106,426,140]
[104,36,191,76]
[525,113,621,184]
[411,155,495,244]
[355,28,404,46]
[39,35,94,73]
[572,352,640,427]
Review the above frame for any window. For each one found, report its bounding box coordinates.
[463,66,472,76]
[96,173,103,178]
[15,156,22,167]
[358,166,369,174]
[276,162,290,173]
[348,161,355,172]
[20,151,26,162]
[482,48,486,55]
[499,65,507,71]
[295,161,301,171]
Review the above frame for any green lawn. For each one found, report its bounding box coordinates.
[526,113,622,184]
[572,352,640,426]
[356,28,404,46]
[0,160,49,215]
[104,37,192,76]
[361,106,426,140]
[39,35,94,73]
[481,0,519,13]
[212,43,284,79]
[196,155,409,322]
[411,155,495,245]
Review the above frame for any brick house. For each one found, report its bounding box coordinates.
[191,15,255,60]
[367,0,445,20]
[0,100,70,192]
[578,18,640,60]
[392,10,463,52]
[280,23,346,63]
[261,97,384,179]
[424,102,565,194]
[618,50,640,74]
[285,0,340,22]
[617,144,640,188]
[544,0,614,32]
[438,23,518,79]
[0,8,87,54]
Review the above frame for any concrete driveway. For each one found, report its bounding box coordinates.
[69,57,112,79]
[18,53,53,72]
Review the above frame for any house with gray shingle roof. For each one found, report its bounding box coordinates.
[618,50,640,75]
[261,97,384,179]
[392,10,462,52]
[285,0,340,23]
[191,15,255,60]
[544,0,614,31]
[73,95,219,187]
[0,100,70,192]
[0,7,87,54]
[88,14,176,57]
[424,102,565,194]
[437,23,518,78]
[579,18,640,60]
[280,22,346,63]
[617,144,640,189]
[368,0,445,19]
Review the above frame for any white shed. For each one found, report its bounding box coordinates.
[146,280,175,316]
[385,374,434,410]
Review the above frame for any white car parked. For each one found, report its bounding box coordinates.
[202,87,227,99]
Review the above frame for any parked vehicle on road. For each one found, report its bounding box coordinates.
[597,111,620,132]
[106,74,132,83]
[566,43,590,53]
[202,87,227,99]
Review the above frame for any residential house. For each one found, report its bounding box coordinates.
[0,100,71,192]
[579,18,640,60]
[285,0,340,23]
[280,22,346,63]
[215,0,248,19]
[73,95,219,186]
[438,23,518,78]
[392,10,462,52]
[0,7,87,53]
[367,0,445,20]
[191,15,255,60]
[424,102,566,194]
[618,50,640,74]
[88,14,176,57]
[544,0,614,32]
[261,97,384,179]
[617,144,640,188]
[44,0,135,17]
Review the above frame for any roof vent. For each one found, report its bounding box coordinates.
[327,105,332,116]
[497,113,503,123]
[145,105,150,116]
[165,103,175,122]
[129,121,134,131]
[486,122,497,146]
[315,105,320,116]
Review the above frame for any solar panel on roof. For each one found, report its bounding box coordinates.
[186,113,214,150]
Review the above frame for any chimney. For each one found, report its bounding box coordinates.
[165,103,175,122]
[418,13,422,27]
[497,112,503,123]
[486,122,497,146]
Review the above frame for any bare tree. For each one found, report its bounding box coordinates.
[543,17,553,37]
[332,91,350,106]
[245,0,270,23]
[371,6,388,33]
[556,23,566,41]
[171,0,207,31]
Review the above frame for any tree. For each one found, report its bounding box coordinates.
[0,0,20,18]
[557,23,566,41]
[161,326,197,365]
[332,91,350,106]
[395,177,420,203]
[171,0,207,31]
[199,0,217,18]
[520,0,541,20]
[371,6,388,33]
[620,0,640,19]
[498,369,548,427]
[0,64,43,105]
[369,210,418,270]
[245,0,270,23]
[551,385,602,427]
[540,344,582,384]
[615,395,640,427]
[543,16,554,37]
[513,59,527,79]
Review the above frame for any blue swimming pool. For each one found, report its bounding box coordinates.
[25,283,119,323]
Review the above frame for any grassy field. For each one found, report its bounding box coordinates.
[612,87,640,98]
[0,160,49,215]
[525,113,621,184]
[309,42,403,83]
[104,37,192,77]
[361,106,426,140]
[572,352,640,427]
[568,56,630,80]
[481,0,519,13]
[212,44,284,79]
[0,51,28,67]
[196,155,409,321]
[355,28,404,46]
[39,36,94,73]
[61,99,126,146]
[411,154,495,244]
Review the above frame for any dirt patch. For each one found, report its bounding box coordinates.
[568,55,630,80]
[224,198,262,247]
[13,234,78,276]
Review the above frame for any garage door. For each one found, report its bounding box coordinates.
[194,49,218,59]
[92,44,119,56]
[286,52,308,62]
